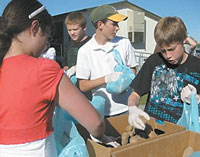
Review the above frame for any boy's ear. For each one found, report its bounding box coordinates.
[30,20,40,36]
[97,21,104,29]
[183,37,188,44]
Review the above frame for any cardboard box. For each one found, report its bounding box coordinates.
[112,130,200,157]
[86,114,185,157]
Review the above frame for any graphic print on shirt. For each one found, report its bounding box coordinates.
[146,64,199,123]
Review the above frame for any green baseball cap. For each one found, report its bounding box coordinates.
[90,5,128,24]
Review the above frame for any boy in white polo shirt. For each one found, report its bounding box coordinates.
[76,4,138,117]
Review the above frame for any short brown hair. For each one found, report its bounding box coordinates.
[65,12,86,28]
[154,16,187,47]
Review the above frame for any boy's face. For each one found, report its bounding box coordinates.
[66,24,86,42]
[160,42,186,65]
[100,19,120,40]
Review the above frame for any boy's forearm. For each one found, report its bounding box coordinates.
[128,91,140,107]
[78,76,106,92]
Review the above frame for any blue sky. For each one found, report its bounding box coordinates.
[1,0,200,42]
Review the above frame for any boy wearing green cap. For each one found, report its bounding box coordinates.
[76,5,138,117]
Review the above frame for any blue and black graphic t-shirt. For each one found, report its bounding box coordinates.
[131,53,200,123]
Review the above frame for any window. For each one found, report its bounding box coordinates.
[134,32,144,43]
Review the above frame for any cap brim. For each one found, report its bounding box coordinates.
[107,14,127,22]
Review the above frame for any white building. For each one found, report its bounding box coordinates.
[52,1,161,68]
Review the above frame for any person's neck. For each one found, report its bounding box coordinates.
[180,52,188,64]
[4,40,26,59]
[94,31,109,45]
[74,35,88,43]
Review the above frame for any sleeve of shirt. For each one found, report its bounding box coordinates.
[76,46,90,79]
[131,55,156,96]
[125,38,138,68]
[38,59,64,101]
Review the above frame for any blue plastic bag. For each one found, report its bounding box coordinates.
[190,151,200,157]
[53,95,105,156]
[53,106,89,157]
[90,95,105,117]
[106,49,135,95]
[70,75,77,85]
[177,92,200,133]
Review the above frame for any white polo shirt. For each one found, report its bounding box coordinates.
[76,35,138,116]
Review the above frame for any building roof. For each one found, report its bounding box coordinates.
[53,0,161,21]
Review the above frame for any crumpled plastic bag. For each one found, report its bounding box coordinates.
[53,106,89,157]
[53,95,106,156]
[190,151,200,157]
[106,49,135,95]
[177,92,200,133]
[69,75,77,85]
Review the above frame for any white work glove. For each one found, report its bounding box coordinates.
[128,106,150,130]
[66,66,76,78]
[90,134,120,148]
[105,72,122,83]
[181,84,200,104]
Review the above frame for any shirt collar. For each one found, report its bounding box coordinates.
[91,34,118,53]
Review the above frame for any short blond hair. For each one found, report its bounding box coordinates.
[65,12,86,28]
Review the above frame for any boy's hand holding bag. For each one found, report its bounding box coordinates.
[106,49,135,95]
[177,84,200,133]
